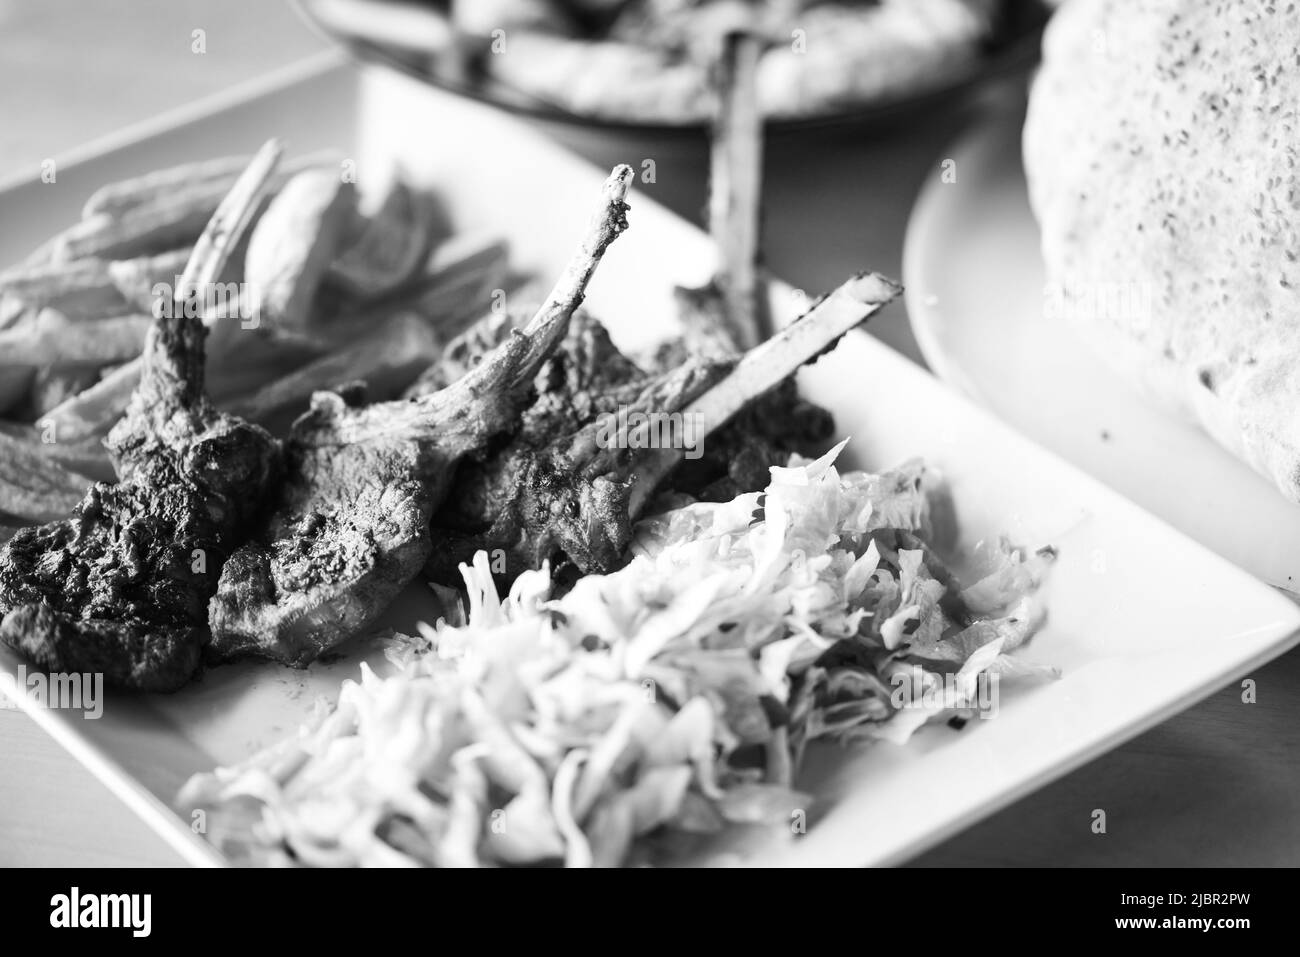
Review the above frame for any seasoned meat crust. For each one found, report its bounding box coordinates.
[0,309,279,691]
[423,311,836,590]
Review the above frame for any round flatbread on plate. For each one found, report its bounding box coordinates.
[904,104,1300,595]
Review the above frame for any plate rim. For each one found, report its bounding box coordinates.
[902,105,1024,404]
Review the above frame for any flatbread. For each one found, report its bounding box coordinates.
[1024,0,1300,501]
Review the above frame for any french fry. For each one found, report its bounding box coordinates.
[22,234,61,268]
[43,152,336,264]
[78,149,341,221]
[402,232,510,324]
[52,205,213,264]
[417,231,508,290]
[205,337,324,404]
[81,155,258,219]
[0,430,93,522]
[204,265,329,403]
[0,308,151,366]
[28,365,104,419]
[327,179,442,300]
[178,140,285,296]
[0,258,129,319]
[37,360,138,442]
[245,169,357,332]
[0,525,15,545]
[0,420,115,483]
[412,268,510,331]
[223,311,442,429]
[406,260,510,332]
[106,247,194,313]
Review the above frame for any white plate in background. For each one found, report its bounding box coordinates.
[2,61,1298,868]
[904,105,1300,596]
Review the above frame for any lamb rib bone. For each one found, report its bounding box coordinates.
[630,273,900,513]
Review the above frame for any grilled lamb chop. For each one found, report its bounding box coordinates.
[207,166,634,667]
[425,273,900,587]
[0,145,284,691]
[423,321,720,585]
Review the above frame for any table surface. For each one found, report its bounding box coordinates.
[2,0,1298,869]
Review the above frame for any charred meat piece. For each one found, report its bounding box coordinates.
[418,306,645,428]
[425,304,834,585]
[417,309,648,553]
[426,274,900,588]
[208,166,635,667]
[647,296,837,503]
[425,330,723,585]
[0,145,284,691]
[665,377,835,502]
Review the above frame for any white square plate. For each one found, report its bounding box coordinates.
[2,54,1297,868]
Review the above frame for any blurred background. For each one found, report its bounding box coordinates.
[0,0,1043,366]
[0,1,326,175]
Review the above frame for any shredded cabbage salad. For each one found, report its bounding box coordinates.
[180,440,1058,867]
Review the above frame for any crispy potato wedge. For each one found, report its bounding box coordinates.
[244,169,356,333]
[327,180,441,300]
[305,232,510,350]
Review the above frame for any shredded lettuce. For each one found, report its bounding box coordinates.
[180,442,1057,867]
